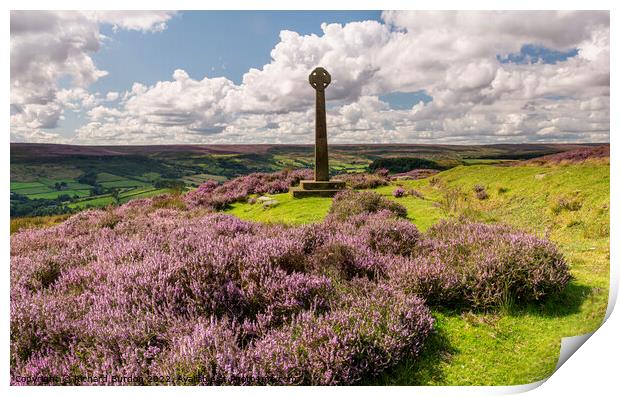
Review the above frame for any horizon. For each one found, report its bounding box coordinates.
[10,141,610,148]
[11,10,610,145]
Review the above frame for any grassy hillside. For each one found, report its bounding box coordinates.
[224,160,610,385]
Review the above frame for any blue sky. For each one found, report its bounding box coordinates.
[92,11,382,89]
[60,11,383,139]
[10,11,609,144]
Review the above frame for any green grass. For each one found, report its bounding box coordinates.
[10,163,83,182]
[182,173,228,186]
[227,193,333,225]
[96,172,126,182]
[134,172,163,182]
[11,186,53,195]
[224,161,609,385]
[461,158,517,165]
[67,196,115,209]
[10,214,73,234]
[11,179,93,198]
[66,187,174,209]
[100,179,147,188]
[119,188,173,202]
[27,189,92,200]
[10,181,47,190]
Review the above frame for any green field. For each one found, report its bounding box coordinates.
[27,190,92,200]
[65,187,174,209]
[10,181,47,190]
[224,161,610,385]
[11,166,174,216]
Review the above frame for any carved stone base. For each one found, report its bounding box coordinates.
[290,179,346,198]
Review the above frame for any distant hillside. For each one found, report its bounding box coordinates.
[10,142,609,217]
[521,144,609,165]
[11,142,606,160]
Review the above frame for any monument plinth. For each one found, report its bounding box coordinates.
[291,67,345,198]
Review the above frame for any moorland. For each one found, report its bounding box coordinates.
[9,143,610,385]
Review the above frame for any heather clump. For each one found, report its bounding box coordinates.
[388,220,572,309]
[473,184,488,200]
[328,190,407,220]
[244,283,433,385]
[551,195,583,214]
[184,168,312,210]
[338,172,389,189]
[153,283,433,385]
[390,168,440,180]
[408,188,424,199]
[11,207,432,385]
[392,187,405,198]
[374,168,390,177]
[350,212,421,256]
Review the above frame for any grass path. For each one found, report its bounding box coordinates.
[224,161,610,385]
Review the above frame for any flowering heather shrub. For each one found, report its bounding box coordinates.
[338,172,389,189]
[388,220,572,309]
[473,184,488,200]
[243,284,433,385]
[184,169,312,210]
[523,145,609,165]
[153,283,432,385]
[387,255,461,305]
[356,213,421,256]
[392,187,405,198]
[328,190,407,220]
[11,207,432,385]
[475,190,488,200]
[390,169,440,180]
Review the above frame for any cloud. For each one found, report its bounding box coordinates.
[106,91,119,101]
[10,11,176,141]
[13,11,610,144]
[84,11,177,33]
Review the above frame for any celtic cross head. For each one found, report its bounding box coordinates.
[309,67,331,91]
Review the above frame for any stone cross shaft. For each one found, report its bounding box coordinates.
[290,67,344,198]
[309,67,331,181]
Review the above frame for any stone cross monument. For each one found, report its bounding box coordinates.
[291,67,345,198]
[309,67,331,181]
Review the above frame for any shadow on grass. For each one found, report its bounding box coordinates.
[365,281,591,385]
[505,282,593,318]
[364,323,457,385]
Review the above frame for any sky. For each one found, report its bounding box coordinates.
[10,10,610,145]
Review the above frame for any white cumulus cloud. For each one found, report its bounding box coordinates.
[10,10,177,142]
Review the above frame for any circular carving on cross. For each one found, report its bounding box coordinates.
[309,67,331,91]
